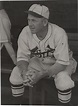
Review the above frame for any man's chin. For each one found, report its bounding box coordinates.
[31,31,36,34]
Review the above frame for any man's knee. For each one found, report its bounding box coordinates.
[54,71,74,104]
[9,66,23,85]
[54,71,74,91]
[9,66,24,97]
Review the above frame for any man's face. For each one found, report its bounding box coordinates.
[27,14,44,34]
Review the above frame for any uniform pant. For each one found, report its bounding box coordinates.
[9,57,77,104]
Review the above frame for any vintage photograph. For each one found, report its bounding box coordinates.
[1,0,78,105]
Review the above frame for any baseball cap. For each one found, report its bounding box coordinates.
[25,4,49,19]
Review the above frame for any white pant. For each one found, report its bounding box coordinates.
[10,57,77,91]
[9,57,77,103]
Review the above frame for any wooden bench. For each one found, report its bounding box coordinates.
[1,33,78,105]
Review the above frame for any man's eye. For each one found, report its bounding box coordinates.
[28,19,37,23]
[32,20,36,22]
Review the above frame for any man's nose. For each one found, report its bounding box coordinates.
[28,20,33,26]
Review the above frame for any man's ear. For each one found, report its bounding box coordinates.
[43,18,48,26]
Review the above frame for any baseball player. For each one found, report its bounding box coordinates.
[0,1,16,65]
[9,4,77,105]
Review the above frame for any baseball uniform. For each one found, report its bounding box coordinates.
[9,3,77,104]
[10,23,77,103]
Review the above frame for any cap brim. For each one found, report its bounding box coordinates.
[25,10,43,18]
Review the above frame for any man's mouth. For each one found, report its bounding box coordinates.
[30,28,35,31]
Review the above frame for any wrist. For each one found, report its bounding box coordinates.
[22,70,28,80]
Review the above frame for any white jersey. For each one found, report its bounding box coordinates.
[0,9,11,50]
[17,23,71,66]
[17,23,70,65]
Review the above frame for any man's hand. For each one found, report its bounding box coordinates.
[23,68,47,87]
[17,60,29,79]
[23,57,48,87]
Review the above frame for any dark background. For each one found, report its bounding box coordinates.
[3,0,77,32]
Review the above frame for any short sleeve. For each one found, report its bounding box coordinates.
[17,28,31,62]
[54,29,70,65]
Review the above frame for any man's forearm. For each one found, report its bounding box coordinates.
[48,62,67,77]
[17,60,29,72]
[17,60,29,80]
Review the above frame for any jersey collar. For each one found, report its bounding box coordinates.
[33,23,52,43]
